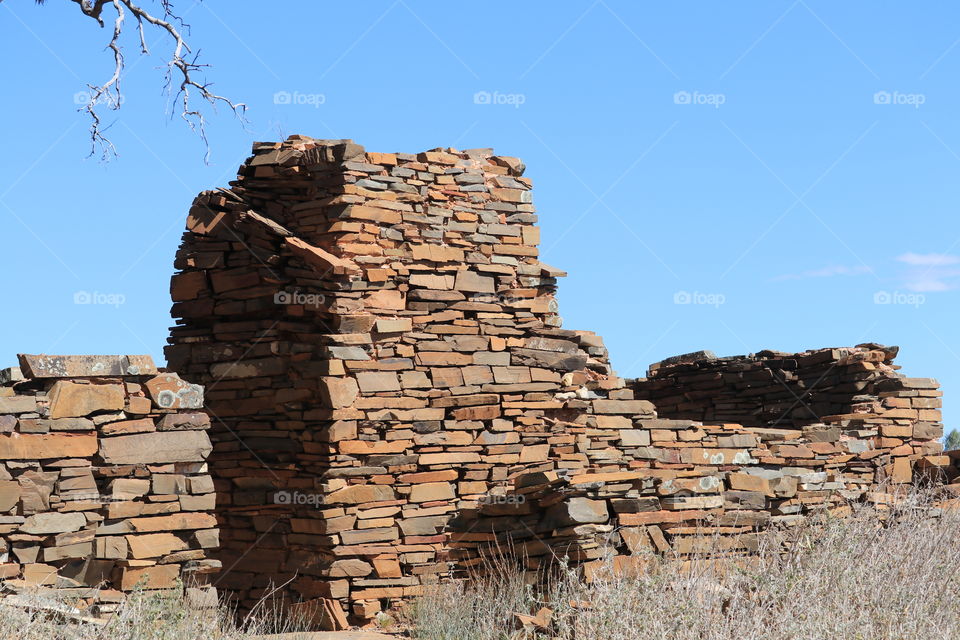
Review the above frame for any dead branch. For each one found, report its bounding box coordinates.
[40,0,247,161]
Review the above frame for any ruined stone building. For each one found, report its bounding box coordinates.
[160,137,946,627]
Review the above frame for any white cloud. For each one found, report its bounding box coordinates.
[772,254,960,293]
[901,268,960,292]
[903,277,954,292]
[896,252,960,267]
[895,253,960,292]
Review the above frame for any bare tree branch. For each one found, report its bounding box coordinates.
[38,0,247,162]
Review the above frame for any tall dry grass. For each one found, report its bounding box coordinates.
[0,583,309,640]
[410,492,960,640]
[2,492,958,639]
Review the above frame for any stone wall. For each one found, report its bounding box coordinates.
[633,346,942,430]
[0,355,217,615]
[453,347,946,576]
[165,137,615,625]
[165,136,948,629]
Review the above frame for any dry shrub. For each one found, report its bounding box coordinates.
[411,491,960,640]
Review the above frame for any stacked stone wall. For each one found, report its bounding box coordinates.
[454,348,946,577]
[0,355,217,615]
[632,346,941,430]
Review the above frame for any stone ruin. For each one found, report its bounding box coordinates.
[0,136,951,630]
[159,136,948,628]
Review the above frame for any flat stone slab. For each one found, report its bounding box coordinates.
[0,433,98,460]
[18,355,158,379]
[20,511,86,534]
[653,350,718,368]
[143,373,204,409]
[48,381,125,419]
[0,368,23,385]
[99,431,212,465]
[0,396,38,414]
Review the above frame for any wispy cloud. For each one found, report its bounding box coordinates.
[896,252,960,267]
[773,264,872,281]
[895,253,960,292]
[902,276,956,292]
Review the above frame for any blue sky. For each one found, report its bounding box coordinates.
[1,1,957,430]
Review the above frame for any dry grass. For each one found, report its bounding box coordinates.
[0,584,308,640]
[410,492,960,640]
[3,492,958,639]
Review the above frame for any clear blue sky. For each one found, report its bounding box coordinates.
[1,1,957,431]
